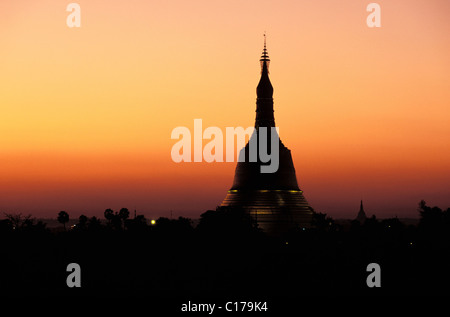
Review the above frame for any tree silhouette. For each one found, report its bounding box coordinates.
[79,214,88,225]
[104,208,114,225]
[417,200,450,237]
[119,208,130,229]
[88,216,102,231]
[154,216,193,235]
[126,214,148,231]
[3,213,27,230]
[111,214,122,230]
[3,213,42,231]
[197,206,259,238]
[77,214,88,230]
[418,200,443,227]
[312,212,335,231]
[57,211,69,230]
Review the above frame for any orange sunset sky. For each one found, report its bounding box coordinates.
[1,0,449,219]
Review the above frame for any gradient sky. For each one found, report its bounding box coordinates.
[1,0,449,219]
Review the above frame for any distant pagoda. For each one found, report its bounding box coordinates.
[221,36,314,235]
[356,200,367,223]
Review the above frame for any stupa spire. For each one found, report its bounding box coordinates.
[260,32,270,72]
[356,200,367,223]
[256,34,274,127]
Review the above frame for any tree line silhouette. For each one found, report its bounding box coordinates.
[0,200,449,297]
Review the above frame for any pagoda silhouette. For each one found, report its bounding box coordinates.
[221,36,314,235]
[356,200,367,223]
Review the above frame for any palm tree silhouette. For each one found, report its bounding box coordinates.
[119,208,130,229]
[78,214,88,229]
[104,208,114,225]
[57,211,69,230]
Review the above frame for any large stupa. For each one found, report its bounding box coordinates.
[220,37,314,235]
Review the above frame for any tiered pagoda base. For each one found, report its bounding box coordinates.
[221,189,313,235]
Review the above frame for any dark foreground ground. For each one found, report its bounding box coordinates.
[1,202,449,310]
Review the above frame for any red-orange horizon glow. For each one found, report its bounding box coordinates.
[1,0,449,219]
